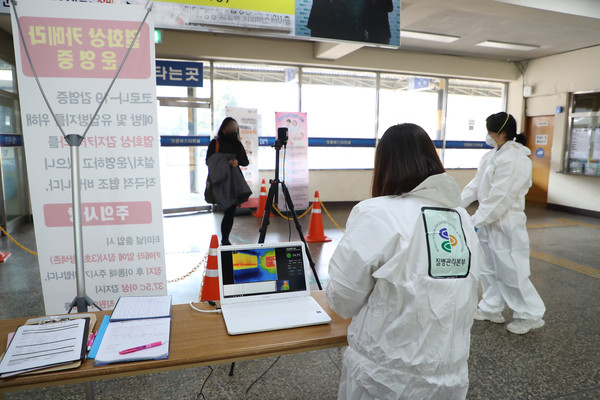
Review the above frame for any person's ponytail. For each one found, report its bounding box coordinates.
[514,132,527,145]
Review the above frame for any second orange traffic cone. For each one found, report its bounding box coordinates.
[253,178,273,218]
[199,234,220,302]
[305,191,331,243]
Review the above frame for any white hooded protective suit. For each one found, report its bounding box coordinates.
[461,140,545,320]
[327,173,481,400]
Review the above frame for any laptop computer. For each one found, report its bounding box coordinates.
[217,241,331,335]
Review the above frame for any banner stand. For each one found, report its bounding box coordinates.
[65,135,101,312]
[10,0,154,313]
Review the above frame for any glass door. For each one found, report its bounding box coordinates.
[0,60,30,233]
[157,83,213,213]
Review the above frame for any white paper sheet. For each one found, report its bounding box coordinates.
[110,295,172,321]
[94,317,171,366]
[0,319,86,374]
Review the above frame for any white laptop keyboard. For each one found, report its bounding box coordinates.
[225,296,321,318]
[221,296,331,335]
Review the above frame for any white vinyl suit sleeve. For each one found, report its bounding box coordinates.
[460,152,488,208]
[471,150,527,227]
[460,178,479,208]
[326,205,389,319]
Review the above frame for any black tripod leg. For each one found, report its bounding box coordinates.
[280,183,323,290]
[229,362,235,376]
[68,295,103,313]
[258,180,278,243]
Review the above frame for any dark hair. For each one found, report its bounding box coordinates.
[371,123,445,197]
[486,112,527,145]
[217,117,239,140]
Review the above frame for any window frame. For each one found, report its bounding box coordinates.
[156,58,508,170]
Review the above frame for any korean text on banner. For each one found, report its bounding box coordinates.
[225,107,259,207]
[275,112,309,210]
[11,0,167,314]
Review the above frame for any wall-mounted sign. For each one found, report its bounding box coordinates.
[156,60,203,87]
[535,148,545,158]
[4,1,402,47]
[535,134,548,145]
[131,0,402,47]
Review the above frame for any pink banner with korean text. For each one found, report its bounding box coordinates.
[225,106,259,208]
[275,112,309,210]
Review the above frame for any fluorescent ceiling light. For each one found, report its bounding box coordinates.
[401,30,460,43]
[494,0,600,19]
[476,40,540,51]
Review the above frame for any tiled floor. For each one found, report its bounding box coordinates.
[0,202,599,399]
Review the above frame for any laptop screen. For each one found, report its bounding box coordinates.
[219,243,307,299]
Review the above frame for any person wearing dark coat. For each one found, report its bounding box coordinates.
[206,117,251,245]
[365,0,393,44]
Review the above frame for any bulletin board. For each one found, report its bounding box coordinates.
[564,91,600,176]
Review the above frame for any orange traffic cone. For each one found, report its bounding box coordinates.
[199,234,220,302]
[305,191,332,243]
[253,179,273,218]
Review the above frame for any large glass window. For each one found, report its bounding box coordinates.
[444,79,505,168]
[379,74,442,139]
[156,61,212,209]
[213,63,300,169]
[0,61,16,93]
[156,61,212,136]
[155,59,507,172]
[301,68,376,169]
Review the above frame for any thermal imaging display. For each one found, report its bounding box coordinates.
[232,249,278,283]
[220,244,307,298]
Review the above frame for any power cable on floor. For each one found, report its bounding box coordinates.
[196,365,214,400]
[244,356,281,400]
[211,365,233,400]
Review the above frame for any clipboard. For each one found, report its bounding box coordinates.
[1,313,96,377]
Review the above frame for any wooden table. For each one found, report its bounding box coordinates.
[0,291,349,395]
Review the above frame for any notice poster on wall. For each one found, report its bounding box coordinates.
[11,1,167,314]
[592,128,600,160]
[226,107,259,207]
[569,128,591,160]
[275,112,309,210]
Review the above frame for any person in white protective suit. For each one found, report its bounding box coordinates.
[327,123,482,400]
[461,112,545,335]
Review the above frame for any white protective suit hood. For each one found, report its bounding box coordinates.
[409,172,462,207]
[327,173,481,400]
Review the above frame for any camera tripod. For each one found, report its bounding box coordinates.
[227,137,323,378]
[257,136,322,290]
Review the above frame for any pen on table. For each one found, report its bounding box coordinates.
[87,331,97,351]
[119,341,163,355]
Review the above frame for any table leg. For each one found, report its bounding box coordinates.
[85,381,95,400]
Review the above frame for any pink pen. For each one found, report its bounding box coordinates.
[86,331,97,351]
[119,341,162,355]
